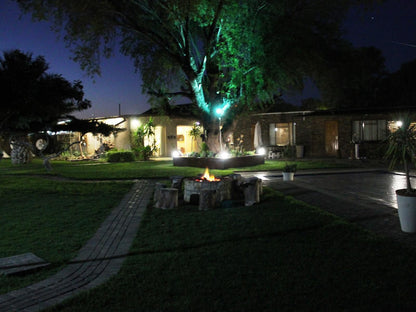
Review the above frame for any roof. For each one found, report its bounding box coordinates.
[140,103,199,118]
[253,106,416,117]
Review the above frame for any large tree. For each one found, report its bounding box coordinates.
[16,0,379,151]
[312,45,386,109]
[0,49,98,164]
[377,58,416,108]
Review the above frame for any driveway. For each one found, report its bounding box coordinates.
[241,169,416,249]
[287,171,408,209]
[247,169,412,209]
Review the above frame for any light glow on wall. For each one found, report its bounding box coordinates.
[130,118,141,130]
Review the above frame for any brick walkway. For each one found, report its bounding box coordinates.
[0,180,154,312]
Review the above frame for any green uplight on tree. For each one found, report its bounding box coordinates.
[216,107,224,117]
[215,98,232,152]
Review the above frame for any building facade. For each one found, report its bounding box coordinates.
[71,106,411,160]
[235,108,406,159]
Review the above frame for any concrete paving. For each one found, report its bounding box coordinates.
[241,169,416,249]
[0,180,154,312]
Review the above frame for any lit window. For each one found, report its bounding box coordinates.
[352,120,386,142]
[269,123,292,146]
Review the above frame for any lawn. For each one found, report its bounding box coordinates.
[47,188,416,311]
[0,174,132,293]
[2,157,404,311]
[0,157,357,180]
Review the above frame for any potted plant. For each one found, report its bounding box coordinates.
[282,163,297,181]
[385,114,416,233]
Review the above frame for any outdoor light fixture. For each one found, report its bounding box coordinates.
[218,150,231,159]
[257,147,266,156]
[396,120,403,128]
[131,118,140,129]
[172,150,181,158]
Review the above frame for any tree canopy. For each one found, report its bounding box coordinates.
[313,45,386,109]
[0,49,117,160]
[16,0,380,150]
[377,58,416,108]
[0,49,91,133]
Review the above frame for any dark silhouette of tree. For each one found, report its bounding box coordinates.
[0,49,112,165]
[0,50,90,133]
[312,45,386,109]
[377,59,416,108]
[314,44,386,109]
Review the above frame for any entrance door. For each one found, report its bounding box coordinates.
[325,121,338,156]
[176,126,193,155]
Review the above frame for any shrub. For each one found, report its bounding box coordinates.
[136,146,153,161]
[189,151,200,157]
[106,150,135,162]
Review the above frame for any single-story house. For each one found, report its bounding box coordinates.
[235,107,412,159]
[68,105,415,160]
[78,104,203,158]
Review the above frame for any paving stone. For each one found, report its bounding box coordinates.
[0,253,50,276]
[0,180,154,312]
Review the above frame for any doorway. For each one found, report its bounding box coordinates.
[325,121,339,156]
[176,126,193,155]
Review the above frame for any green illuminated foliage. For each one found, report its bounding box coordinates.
[16,0,381,150]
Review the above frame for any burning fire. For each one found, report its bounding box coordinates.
[199,167,220,182]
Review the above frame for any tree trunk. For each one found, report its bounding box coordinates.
[10,137,33,164]
[205,120,221,154]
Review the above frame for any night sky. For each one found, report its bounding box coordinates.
[0,0,415,118]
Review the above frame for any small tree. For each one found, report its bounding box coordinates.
[385,114,416,194]
[132,118,158,160]
[189,122,202,152]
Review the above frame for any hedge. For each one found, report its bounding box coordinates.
[106,150,135,162]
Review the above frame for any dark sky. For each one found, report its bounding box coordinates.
[1,0,415,117]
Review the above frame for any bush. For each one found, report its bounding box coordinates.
[134,146,154,161]
[106,150,135,162]
[189,151,200,157]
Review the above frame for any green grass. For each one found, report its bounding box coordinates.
[0,157,356,180]
[0,174,132,293]
[47,189,416,311]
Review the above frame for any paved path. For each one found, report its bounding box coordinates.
[242,169,416,249]
[0,180,154,312]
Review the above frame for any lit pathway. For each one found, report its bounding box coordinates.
[0,180,154,312]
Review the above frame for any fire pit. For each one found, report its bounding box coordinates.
[184,168,232,205]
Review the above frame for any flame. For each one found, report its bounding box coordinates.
[201,167,220,182]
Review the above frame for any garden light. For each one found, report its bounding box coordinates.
[216,107,224,117]
[257,147,266,156]
[218,150,231,159]
[172,150,181,158]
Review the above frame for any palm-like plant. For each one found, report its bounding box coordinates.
[385,114,416,194]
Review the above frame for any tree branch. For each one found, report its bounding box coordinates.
[147,89,192,99]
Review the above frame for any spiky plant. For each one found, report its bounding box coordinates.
[385,114,416,194]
